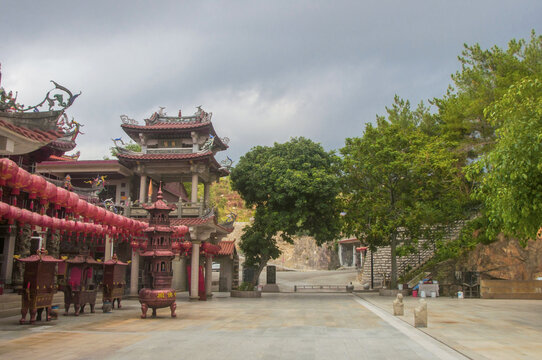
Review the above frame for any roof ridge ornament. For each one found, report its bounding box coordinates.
[1,80,81,113]
[120,114,138,125]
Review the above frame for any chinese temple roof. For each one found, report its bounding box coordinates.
[104,255,128,266]
[66,253,101,265]
[0,78,82,157]
[143,186,177,212]
[139,249,176,257]
[117,150,214,161]
[16,249,63,263]
[120,108,229,150]
[217,240,236,256]
[338,238,360,244]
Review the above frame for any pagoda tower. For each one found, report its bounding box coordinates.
[116,107,233,300]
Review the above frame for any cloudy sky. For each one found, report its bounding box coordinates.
[1,1,540,163]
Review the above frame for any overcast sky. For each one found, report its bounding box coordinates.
[1,1,540,163]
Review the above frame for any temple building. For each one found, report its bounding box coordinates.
[115,107,234,299]
[35,107,236,298]
[0,75,87,287]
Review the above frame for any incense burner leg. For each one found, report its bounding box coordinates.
[151,308,157,318]
[64,302,70,315]
[20,307,28,324]
[170,302,177,318]
[29,309,37,324]
[140,303,148,318]
[36,308,43,321]
[90,302,95,313]
[117,298,122,308]
[74,304,81,316]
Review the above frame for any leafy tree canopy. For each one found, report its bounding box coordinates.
[468,76,542,245]
[435,30,542,161]
[230,137,342,284]
[340,97,465,286]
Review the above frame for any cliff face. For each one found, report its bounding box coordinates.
[224,222,339,270]
[463,235,542,280]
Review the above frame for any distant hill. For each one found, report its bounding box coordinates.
[210,176,254,222]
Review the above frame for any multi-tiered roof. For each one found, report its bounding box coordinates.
[115,107,230,179]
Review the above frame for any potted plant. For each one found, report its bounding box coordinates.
[230,282,262,298]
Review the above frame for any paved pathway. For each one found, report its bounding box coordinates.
[0,293,464,360]
[359,293,542,360]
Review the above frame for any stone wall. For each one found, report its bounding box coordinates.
[462,235,542,280]
[360,222,464,287]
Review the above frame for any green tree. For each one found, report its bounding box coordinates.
[230,137,342,286]
[468,76,542,245]
[110,142,141,157]
[435,31,542,162]
[340,98,465,288]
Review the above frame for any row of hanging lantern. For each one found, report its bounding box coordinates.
[201,241,221,257]
[0,158,148,241]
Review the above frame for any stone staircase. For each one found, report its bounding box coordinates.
[360,222,464,287]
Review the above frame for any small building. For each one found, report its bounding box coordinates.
[214,240,239,292]
[338,238,362,268]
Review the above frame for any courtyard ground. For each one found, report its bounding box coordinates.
[0,293,464,360]
[1,269,541,359]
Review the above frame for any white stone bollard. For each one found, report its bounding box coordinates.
[393,293,404,316]
[414,299,428,327]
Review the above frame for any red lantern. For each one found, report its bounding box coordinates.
[25,174,46,200]
[42,215,53,231]
[83,203,97,221]
[52,217,62,231]
[103,210,113,226]
[67,220,76,235]
[130,239,139,251]
[67,192,79,213]
[0,158,18,186]
[7,168,31,205]
[139,240,148,252]
[31,212,42,229]
[181,241,192,253]
[75,221,85,235]
[0,201,9,219]
[55,187,70,210]
[6,205,22,227]
[38,181,57,214]
[94,206,106,223]
[172,240,181,253]
[58,218,68,234]
[75,198,88,217]
[19,208,33,227]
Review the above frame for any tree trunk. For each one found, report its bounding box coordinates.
[390,233,397,289]
[251,255,269,288]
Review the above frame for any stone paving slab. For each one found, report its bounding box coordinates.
[358,292,542,360]
[0,293,463,360]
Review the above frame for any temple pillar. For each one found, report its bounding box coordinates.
[190,242,200,300]
[191,174,199,203]
[104,235,112,261]
[139,175,147,203]
[205,255,213,298]
[1,227,16,285]
[130,250,140,295]
[172,256,187,291]
[191,131,199,152]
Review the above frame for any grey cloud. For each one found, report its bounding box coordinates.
[1,1,540,161]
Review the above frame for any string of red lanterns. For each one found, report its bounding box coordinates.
[0,158,148,241]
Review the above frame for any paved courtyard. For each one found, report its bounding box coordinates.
[0,293,464,360]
